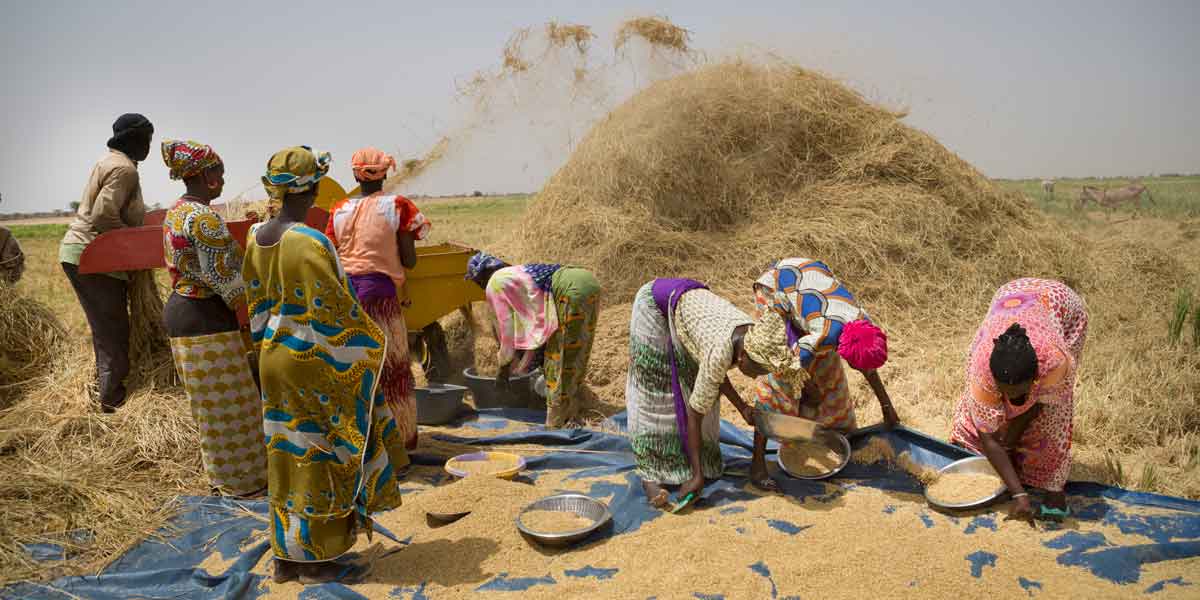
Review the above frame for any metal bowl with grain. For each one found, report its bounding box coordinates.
[924,456,1009,510]
[516,493,612,547]
[775,429,852,480]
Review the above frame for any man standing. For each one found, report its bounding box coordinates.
[59,113,153,412]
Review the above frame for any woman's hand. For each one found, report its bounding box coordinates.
[880,402,900,430]
[1008,494,1035,525]
[494,363,512,392]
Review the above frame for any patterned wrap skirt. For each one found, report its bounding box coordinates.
[543,267,601,428]
[169,330,267,496]
[625,282,723,485]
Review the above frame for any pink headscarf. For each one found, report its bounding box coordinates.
[351,147,396,182]
[838,319,888,370]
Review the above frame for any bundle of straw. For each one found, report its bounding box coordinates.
[0,283,66,408]
[126,270,175,389]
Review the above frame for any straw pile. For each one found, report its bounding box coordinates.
[0,283,66,407]
[127,271,176,389]
[516,59,1069,302]
[0,270,190,583]
[0,344,200,583]
[513,58,1199,497]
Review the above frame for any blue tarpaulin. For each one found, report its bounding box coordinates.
[4,409,1198,599]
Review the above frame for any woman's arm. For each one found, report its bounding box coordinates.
[720,376,756,426]
[1002,402,1042,451]
[397,230,417,269]
[979,429,1034,520]
[682,401,705,491]
[860,369,899,429]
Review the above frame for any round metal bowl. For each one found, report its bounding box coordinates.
[444,451,527,480]
[516,493,612,547]
[925,456,1008,510]
[775,430,852,480]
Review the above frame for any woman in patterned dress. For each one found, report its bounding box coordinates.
[950,278,1088,520]
[160,139,266,498]
[244,146,408,584]
[325,147,431,450]
[466,251,602,428]
[626,278,799,507]
[751,258,896,488]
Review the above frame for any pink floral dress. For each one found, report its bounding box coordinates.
[950,278,1088,492]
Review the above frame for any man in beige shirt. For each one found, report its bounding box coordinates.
[59,113,153,412]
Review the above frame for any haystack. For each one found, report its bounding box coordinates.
[0,283,66,408]
[516,59,1075,305]
[513,58,1199,496]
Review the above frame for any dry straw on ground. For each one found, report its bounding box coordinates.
[0,273,188,583]
[0,283,66,407]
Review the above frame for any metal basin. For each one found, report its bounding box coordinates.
[925,456,1008,510]
[462,367,544,410]
[516,493,612,547]
[755,411,820,442]
[415,383,468,425]
[775,430,852,480]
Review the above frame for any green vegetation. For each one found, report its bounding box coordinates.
[6,223,68,240]
[996,175,1200,220]
[1169,288,1193,346]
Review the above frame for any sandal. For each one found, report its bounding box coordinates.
[1037,504,1071,521]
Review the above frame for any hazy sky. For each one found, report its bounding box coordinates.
[1,0,1197,214]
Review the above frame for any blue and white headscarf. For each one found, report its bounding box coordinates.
[466,250,507,282]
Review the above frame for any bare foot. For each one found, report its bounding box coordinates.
[750,466,779,493]
[678,476,705,502]
[297,560,371,585]
[274,559,299,584]
[1044,491,1067,510]
[642,480,669,508]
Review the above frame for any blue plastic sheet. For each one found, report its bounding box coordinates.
[5,409,1199,599]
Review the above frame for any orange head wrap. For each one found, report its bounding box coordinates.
[351,147,396,182]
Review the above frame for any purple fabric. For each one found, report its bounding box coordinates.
[785,316,802,348]
[349,273,396,303]
[650,278,709,450]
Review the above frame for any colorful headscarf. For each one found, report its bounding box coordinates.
[262,146,331,201]
[837,319,888,371]
[351,147,396,182]
[161,139,222,180]
[743,310,808,385]
[465,251,507,282]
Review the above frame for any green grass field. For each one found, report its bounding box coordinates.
[997,175,1200,220]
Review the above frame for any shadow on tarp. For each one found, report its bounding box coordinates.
[5,409,1199,599]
